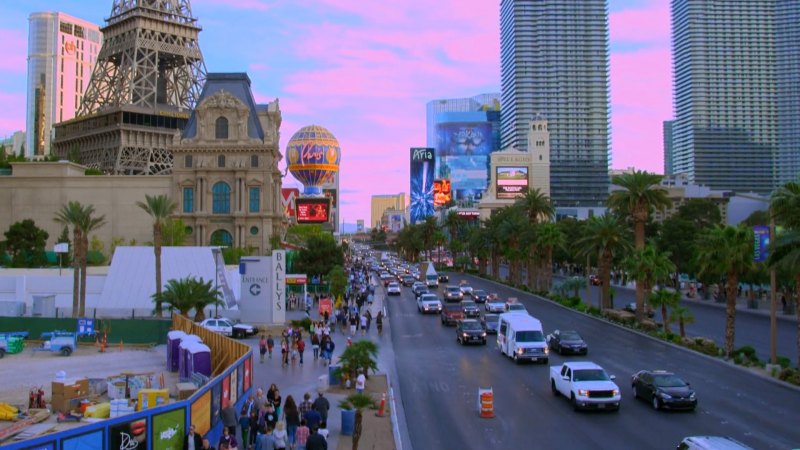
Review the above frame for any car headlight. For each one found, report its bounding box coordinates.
[544,347,550,354]
[462,333,468,337]
[659,391,672,399]
[517,348,523,355]
[481,332,487,337]
[612,389,619,397]
[577,389,589,397]
[689,392,696,399]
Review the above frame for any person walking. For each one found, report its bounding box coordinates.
[281,338,289,368]
[295,419,310,450]
[376,311,384,335]
[365,309,372,332]
[271,389,283,420]
[311,333,320,361]
[317,421,329,441]
[248,409,260,447]
[305,427,327,450]
[297,337,306,365]
[256,426,276,450]
[221,404,238,438]
[183,424,202,450]
[239,395,255,445]
[299,392,313,418]
[272,421,288,450]
[355,370,366,395]
[282,396,300,449]
[322,336,335,365]
[360,313,367,336]
[267,334,275,359]
[259,335,267,363]
[311,392,329,425]
[218,427,238,450]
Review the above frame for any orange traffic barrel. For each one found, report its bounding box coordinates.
[479,387,494,418]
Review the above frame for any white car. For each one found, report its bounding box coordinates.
[198,318,257,339]
[417,293,442,314]
[459,283,474,296]
[387,282,402,296]
[549,361,621,411]
[485,299,506,313]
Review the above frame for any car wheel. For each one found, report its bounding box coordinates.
[652,396,661,410]
[551,380,559,396]
[632,385,639,399]
[571,394,580,411]
[61,347,72,357]
[513,353,520,365]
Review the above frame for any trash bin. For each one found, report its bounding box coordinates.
[341,409,355,435]
[329,364,341,386]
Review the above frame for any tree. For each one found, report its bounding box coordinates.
[2,219,49,267]
[656,217,698,285]
[328,265,348,305]
[137,194,177,315]
[769,179,800,366]
[496,206,529,286]
[623,245,675,322]
[296,234,344,278]
[418,217,439,261]
[161,218,189,246]
[154,276,222,321]
[742,209,771,227]
[516,189,555,290]
[76,208,106,316]
[56,225,72,268]
[695,225,755,357]
[466,226,491,275]
[535,223,564,291]
[608,171,671,321]
[649,289,681,334]
[675,198,722,228]
[669,305,695,338]
[339,393,375,450]
[54,202,86,317]
[574,214,631,309]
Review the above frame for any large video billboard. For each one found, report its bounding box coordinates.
[296,197,331,223]
[436,122,492,201]
[410,147,435,224]
[433,179,452,206]
[496,166,529,199]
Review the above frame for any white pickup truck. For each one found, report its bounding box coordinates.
[198,318,258,339]
[549,361,621,411]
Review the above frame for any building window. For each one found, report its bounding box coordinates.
[215,116,229,139]
[210,229,233,247]
[251,155,258,167]
[185,155,193,168]
[218,155,225,168]
[249,187,260,213]
[250,226,259,236]
[212,182,231,214]
[183,187,194,213]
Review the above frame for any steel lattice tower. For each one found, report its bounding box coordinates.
[53,0,206,174]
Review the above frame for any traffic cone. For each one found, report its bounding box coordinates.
[376,393,386,417]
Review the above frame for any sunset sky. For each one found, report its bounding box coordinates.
[0,0,672,226]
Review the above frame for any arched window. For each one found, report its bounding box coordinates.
[212,181,231,214]
[215,116,229,139]
[210,229,233,247]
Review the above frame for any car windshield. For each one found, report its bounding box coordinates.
[509,304,526,310]
[473,290,487,296]
[447,287,460,293]
[421,295,438,302]
[573,369,610,382]
[462,301,476,308]
[389,283,399,288]
[560,331,582,340]
[460,321,482,331]
[653,374,687,387]
[516,330,544,342]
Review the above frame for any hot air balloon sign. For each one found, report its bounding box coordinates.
[286,125,341,196]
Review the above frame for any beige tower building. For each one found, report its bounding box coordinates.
[371,193,405,229]
[478,117,551,220]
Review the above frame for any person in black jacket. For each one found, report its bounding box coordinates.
[183,424,203,450]
[305,427,328,450]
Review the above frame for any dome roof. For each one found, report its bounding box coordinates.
[287,125,340,144]
[286,124,341,194]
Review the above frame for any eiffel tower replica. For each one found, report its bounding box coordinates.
[53,0,206,174]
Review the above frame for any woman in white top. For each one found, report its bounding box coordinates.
[273,420,288,450]
[317,420,330,440]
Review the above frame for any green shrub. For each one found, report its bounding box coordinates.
[574,303,588,313]
[587,306,601,316]
[777,356,791,369]
[565,296,581,308]
[778,368,800,386]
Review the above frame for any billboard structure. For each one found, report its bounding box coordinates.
[410,147,435,224]
[496,166,529,199]
[281,188,300,219]
[433,179,452,206]
[435,122,493,202]
[296,197,331,224]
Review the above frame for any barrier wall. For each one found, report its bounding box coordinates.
[3,315,253,450]
[0,317,172,345]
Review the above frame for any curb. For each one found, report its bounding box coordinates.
[464,273,800,394]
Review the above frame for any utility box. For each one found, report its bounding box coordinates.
[32,295,56,317]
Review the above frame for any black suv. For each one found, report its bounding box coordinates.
[460,300,481,318]
[456,319,487,345]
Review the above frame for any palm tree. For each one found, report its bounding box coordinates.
[649,289,681,334]
[695,225,755,357]
[443,210,461,263]
[669,305,695,338]
[419,216,439,261]
[608,171,671,320]
[574,214,631,310]
[137,194,177,316]
[516,189,555,290]
[76,207,106,317]
[769,180,800,366]
[339,393,375,450]
[54,201,84,317]
[155,276,221,321]
[535,223,564,291]
[623,245,675,322]
[496,206,528,286]
[466,226,491,275]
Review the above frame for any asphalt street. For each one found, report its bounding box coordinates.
[386,273,800,450]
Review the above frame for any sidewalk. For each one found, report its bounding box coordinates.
[244,275,397,450]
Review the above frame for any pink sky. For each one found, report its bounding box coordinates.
[0,0,672,225]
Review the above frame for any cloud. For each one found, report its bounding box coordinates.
[194,0,275,11]
[609,0,670,46]
[0,28,27,74]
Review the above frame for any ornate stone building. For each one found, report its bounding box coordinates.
[171,73,284,253]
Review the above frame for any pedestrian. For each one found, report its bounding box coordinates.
[200,438,215,450]
[257,426,276,450]
[263,403,278,431]
[781,294,787,310]
[295,419,310,450]
[282,396,300,449]
[302,406,321,432]
[376,311,384,334]
[272,421,288,450]
[221,404,238,438]
[317,420,329,441]
[248,410,259,447]
[360,313,367,336]
[311,392,329,424]
[349,313,357,336]
[299,392,313,417]
[267,334,275,359]
[311,333,320,361]
[355,370,366,394]
[305,427,327,450]
[271,389,282,420]
[255,388,267,411]
[281,338,289,367]
[239,395,255,445]
[218,426,238,450]
[290,338,298,365]
[366,309,372,332]
[267,384,279,404]
[259,335,267,363]
[183,424,202,450]
[297,337,306,365]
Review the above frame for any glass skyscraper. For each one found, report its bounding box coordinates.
[25,12,101,157]
[499,0,610,208]
[663,120,675,175]
[776,0,800,185]
[671,0,784,194]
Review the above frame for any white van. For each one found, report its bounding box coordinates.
[496,313,548,364]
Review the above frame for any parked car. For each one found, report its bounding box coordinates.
[481,314,500,334]
[550,361,621,411]
[546,330,588,355]
[441,303,466,326]
[198,318,258,339]
[485,299,506,313]
[386,282,402,296]
[472,290,489,303]
[417,293,443,314]
[623,302,655,318]
[632,370,697,411]
[443,285,464,302]
[456,319,487,345]
[460,300,481,318]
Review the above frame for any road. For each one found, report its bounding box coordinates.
[386,273,800,450]
[494,265,796,361]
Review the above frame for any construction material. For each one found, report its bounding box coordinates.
[50,379,89,413]
[0,402,19,421]
[136,388,169,411]
[0,409,50,443]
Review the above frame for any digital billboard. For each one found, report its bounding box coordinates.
[410,147,435,224]
[296,197,331,223]
[436,122,493,200]
[753,226,769,263]
[496,166,529,199]
[433,179,452,206]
